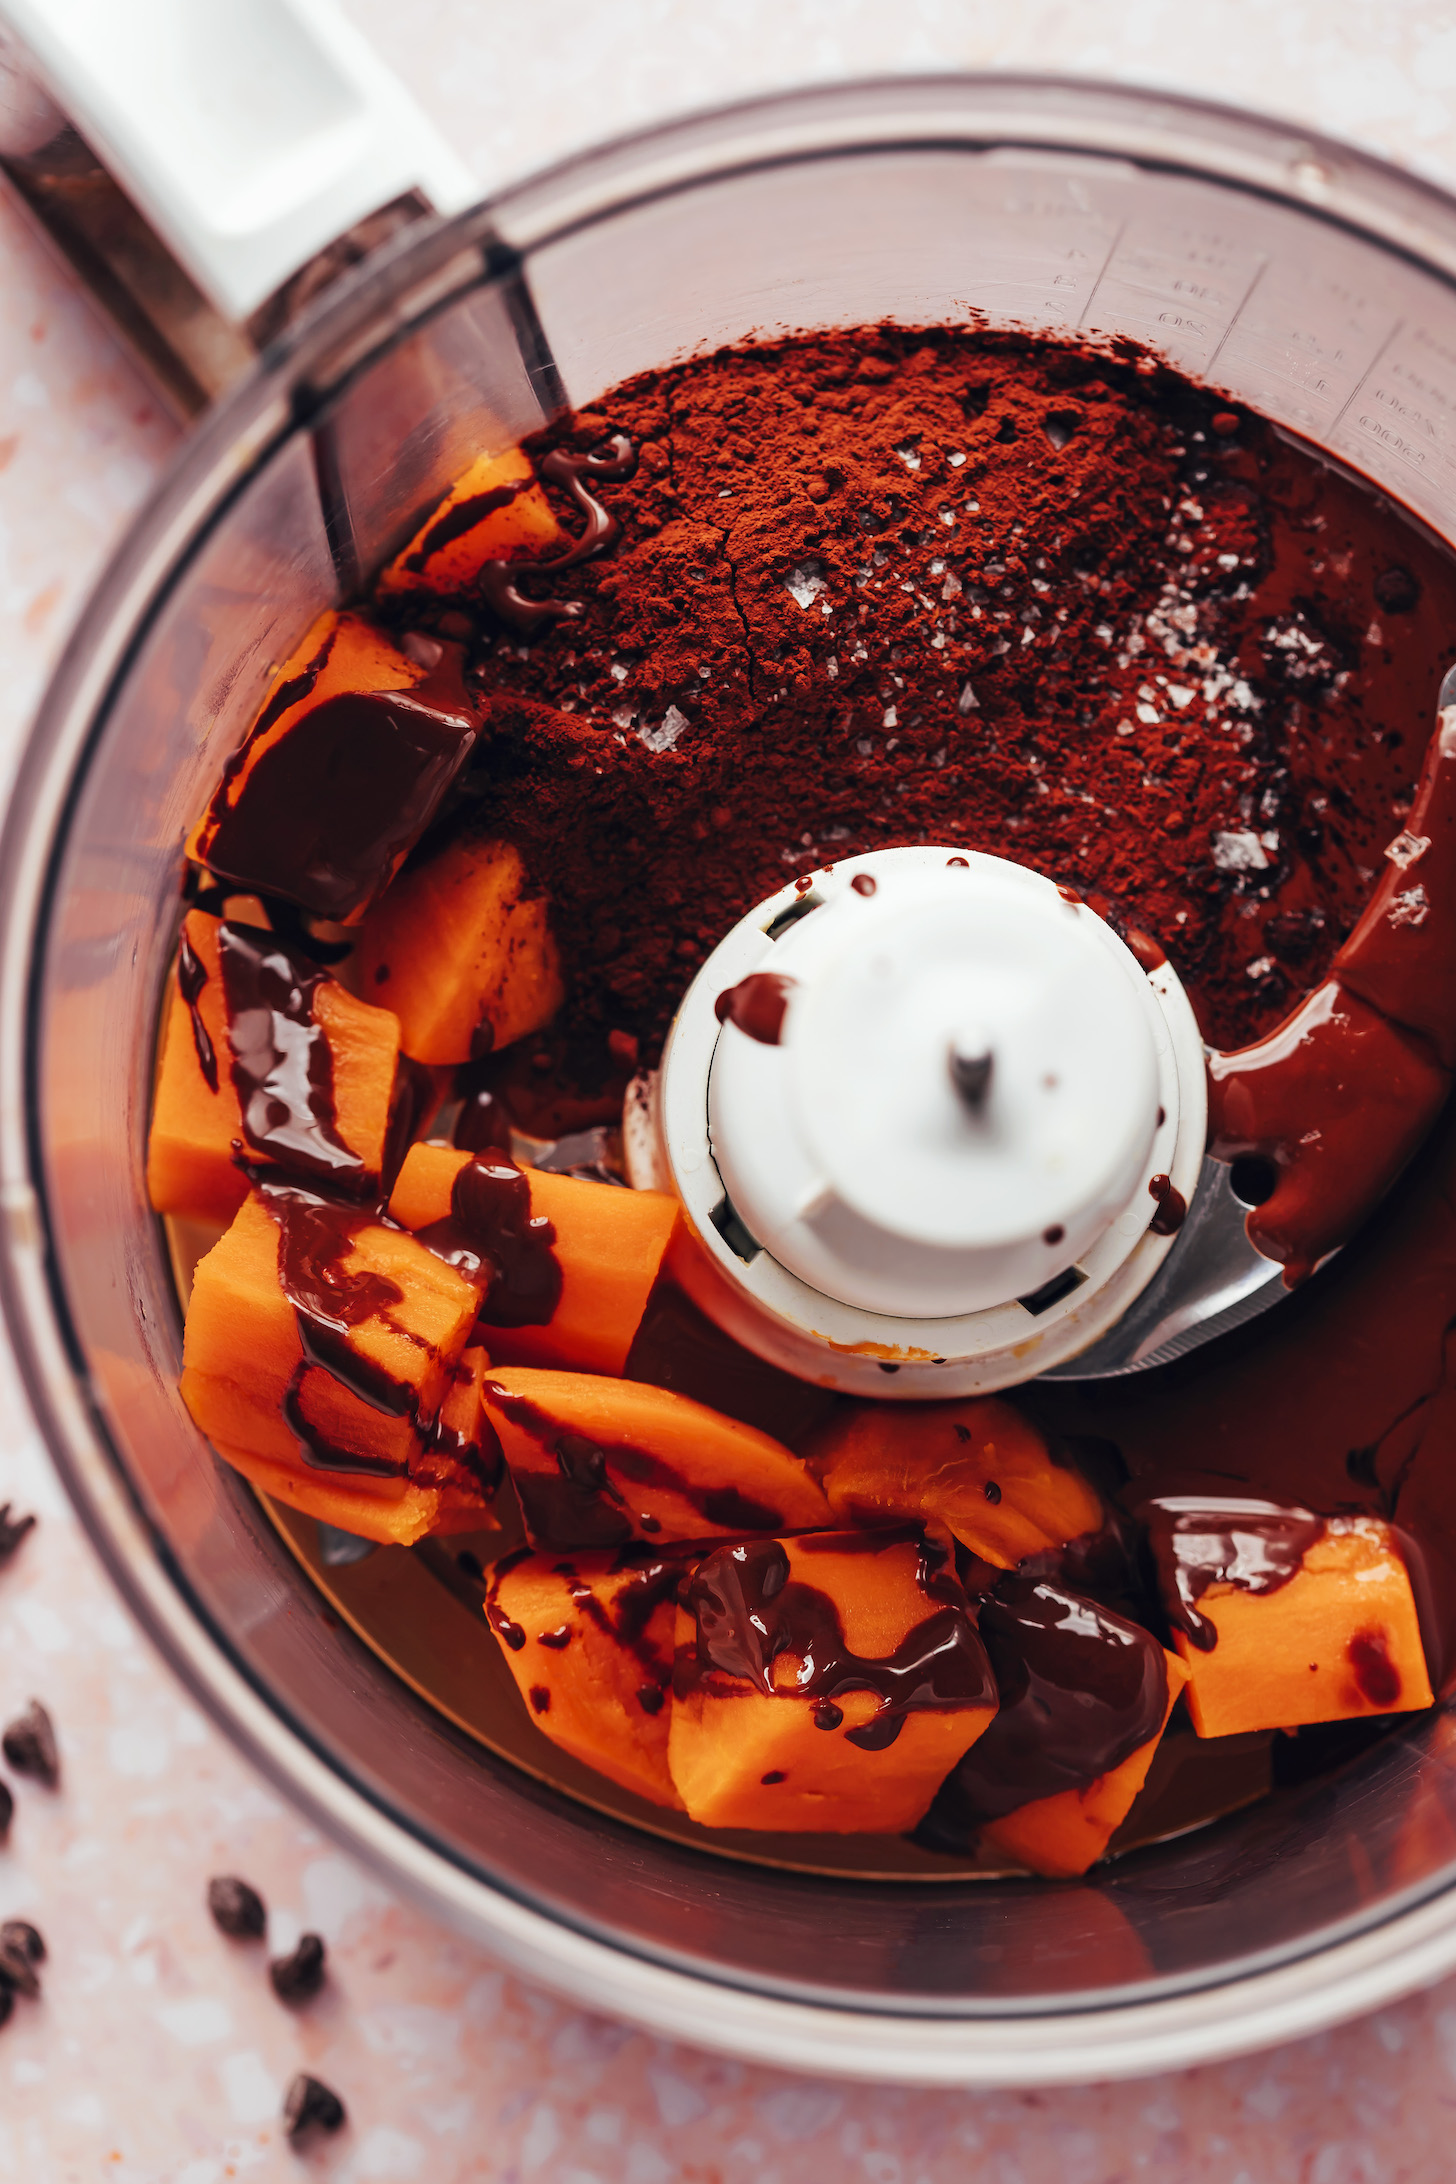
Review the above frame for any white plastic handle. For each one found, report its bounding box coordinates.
[0,0,476,322]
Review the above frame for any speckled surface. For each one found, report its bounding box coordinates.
[7,4,1456,2175]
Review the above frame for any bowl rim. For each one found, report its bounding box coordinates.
[8,69,1456,2084]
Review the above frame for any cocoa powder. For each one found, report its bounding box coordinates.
[385,325,1456,1073]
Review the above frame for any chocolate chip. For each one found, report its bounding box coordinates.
[0,1505,35,1565]
[0,1921,42,2001]
[2,1701,58,1786]
[208,1876,266,1940]
[283,2072,347,2139]
[0,1782,12,1839]
[269,1932,326,2004]
[0,1921,45,1967]
[0,1983,12,2032]
[0,1941,38,1999]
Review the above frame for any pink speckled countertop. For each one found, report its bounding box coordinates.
[7,4,1456,2176]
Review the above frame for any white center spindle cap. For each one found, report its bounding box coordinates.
[709,858,1161,1316]
[654,845,1206,1395]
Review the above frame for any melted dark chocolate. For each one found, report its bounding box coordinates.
[1348,1626,1403,1707]
[714,970,796,1046]
[1147,1173,1187,1236]
[925,1576,1167,1828]
[479,439,638,635]
[486,1383,789,1551]
[258,1178,414,1477]
[177,929,218,1093]
[675,1537,995,1750]
[217,923,364,1184]
[485,1547,685,1708]
[1208,978,1451,1284]
[1142,1496,1326,1651]
[200,646,479,921]
[1125,927,1167,972]
[416,1153,562,1327]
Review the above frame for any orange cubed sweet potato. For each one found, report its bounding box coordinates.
[481,1366,833,1551]
[389,1141,679,1375]
[1151,1510,1434,1737]
[211,1439,458,1547]
[379,449,566,596]
[486,1549,682,1807]
[147,912,402,1225]
[979,1652,1189,1878]
[356,836,563,1065]
[181,1188,481,1540]
[805,1396,1102,1569]
[668,1533,997,1833]
[412,1346,502,1521]
[187,610,479,922]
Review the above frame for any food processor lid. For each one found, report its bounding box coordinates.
[708,856,1162,1317]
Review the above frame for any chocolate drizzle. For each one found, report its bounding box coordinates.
[550,1551,684,1703]
[416,1153,563,1327]
[259,1179,414,1477]
[1147,1173,1187,1236]
[927,1577,1168,1828]
[479,439,638,635]
[714,970,796,1046]
[177,929,218,1093]
[217,923,364,1185]
[674,1537,994,1750]
[486,1384,788,1551]
[1144,1496,1326,1651]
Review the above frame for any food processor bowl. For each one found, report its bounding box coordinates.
[9,75,1456,2084]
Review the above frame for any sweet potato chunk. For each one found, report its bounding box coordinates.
[356,836,563,1065]
[411,1346,503,1518]
[481,1367,833,1550]
[487,1550,682,1807]
[668,1534,997,1833]
[805,1396,1102,1569]
[187,611,479,921]
[1150,1508,1434,1737]
[181,1189,480,1521]
[213,1440,468,1547]
[147,913,402,1225]
[978,1653,1189,1878]
[389,1141,679,1375]
[379,449,566,596]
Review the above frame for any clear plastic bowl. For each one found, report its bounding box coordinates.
[7,75,1456,2084]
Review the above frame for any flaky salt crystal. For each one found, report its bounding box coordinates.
[1212,830,1269,873]
[1385,830,1431,870]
